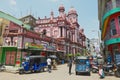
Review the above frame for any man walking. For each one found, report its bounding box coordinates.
[47,57,52,73]
[68,56,72,75]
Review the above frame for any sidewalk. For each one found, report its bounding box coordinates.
[3,63,65,74]
[4,66,19,73]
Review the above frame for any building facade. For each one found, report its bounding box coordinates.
[98,0,120,61]
[35,5,86,56]
[0,11,46,66]
[0,5,86,66]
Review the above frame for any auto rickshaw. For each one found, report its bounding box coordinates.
[75,56,91,75]
[19,55,47,74]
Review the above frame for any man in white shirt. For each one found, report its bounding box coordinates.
[47,57,52,73]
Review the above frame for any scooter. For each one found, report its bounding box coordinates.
[103,63,114,76]
[114,62,120,77]
[91,61,99,73]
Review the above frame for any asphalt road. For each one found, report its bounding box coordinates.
[0,64,120,80]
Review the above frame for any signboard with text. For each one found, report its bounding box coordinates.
[25,42,44,50]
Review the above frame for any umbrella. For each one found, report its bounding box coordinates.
[49,55,57,59]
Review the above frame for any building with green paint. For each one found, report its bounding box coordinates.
[0,11,64,67]
[98,0,120,61]
[0,11,40,66]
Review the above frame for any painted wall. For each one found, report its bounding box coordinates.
[0,18,10,46]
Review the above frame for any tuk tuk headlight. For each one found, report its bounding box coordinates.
[86,68,89,71]
[86,66,89,71]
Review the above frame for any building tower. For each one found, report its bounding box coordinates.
[68,7,78,23]
[67,7,79,42]
[50,10,54,21]
[58,4,65,19]
[67,7,79,54]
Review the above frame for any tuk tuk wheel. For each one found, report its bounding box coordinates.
[92,69,97,73]
[115,70,120,77]
[42,68,45,72]
[76,71,78,75]
[19,69,24,74]
[40,68,45,72]
[88,72,91,76]
[31,70,34,73]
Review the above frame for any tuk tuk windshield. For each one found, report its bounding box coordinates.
[76,59,87,64]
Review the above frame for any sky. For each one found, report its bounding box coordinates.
[0,0,99,39]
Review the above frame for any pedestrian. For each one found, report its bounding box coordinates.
[47,57,52,73]
[52,59,57,70]
[98,64,105,79]
[68,56,73,75]
[106,53,112,64]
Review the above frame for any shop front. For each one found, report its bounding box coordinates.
[45,45,56,56]
[106,43,120,62]
[1,47,17,66]
[56,44,65,63]
[22,42,44,56]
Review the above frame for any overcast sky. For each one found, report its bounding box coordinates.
[0,0,99,39]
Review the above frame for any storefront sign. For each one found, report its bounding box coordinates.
[46,46,56,51]
[25,42,44,49]
[24,37,33,49]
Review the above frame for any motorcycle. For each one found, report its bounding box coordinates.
[103,63,114,76]
[114,53,120,77]
[91,61,99,73]
[114,62,120,77]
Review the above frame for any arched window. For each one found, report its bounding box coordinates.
[54,30,58,37]
[42,29,47,35]
[110,19,117,36]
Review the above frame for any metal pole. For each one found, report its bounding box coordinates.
[98,30,101,52]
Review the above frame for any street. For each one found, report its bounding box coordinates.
[0,64,120,80]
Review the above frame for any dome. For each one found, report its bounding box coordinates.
[58,4,65,12]
[68,7,77,15]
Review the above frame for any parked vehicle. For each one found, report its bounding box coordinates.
[75,56,91,75]
[19,56,47,74]
[103,63,114,75]
[114,63,120,77]
[114,53,120,77]
[91,61,99,73]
